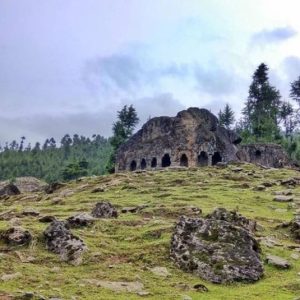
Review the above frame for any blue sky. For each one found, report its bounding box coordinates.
[0,0,300,143]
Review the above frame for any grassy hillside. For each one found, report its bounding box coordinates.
[0,164,299,300]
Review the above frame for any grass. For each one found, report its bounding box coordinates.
[0,163,299,299]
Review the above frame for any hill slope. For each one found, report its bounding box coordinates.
[0,164,299,300]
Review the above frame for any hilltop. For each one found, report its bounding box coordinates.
[0,163,299,300]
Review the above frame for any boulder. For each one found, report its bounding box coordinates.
[265,255,291,269]
[0,184,20,196]
[273,196,293,202]
[291,215,300,241]
[44,182,65,194]
[91,201,118,218]
[1,227,32,246]
[43,220,87,265]
[39,215,57,223]
[66,213,95,227]
[170,209,263,283]
[206,207,256,232]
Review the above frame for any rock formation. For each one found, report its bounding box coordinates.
[43,220,87,265]
[170,208,263,283]
[1,227,32,246]
[91,201,118,218]
[116,107,289,172]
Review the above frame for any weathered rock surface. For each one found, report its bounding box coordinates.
[170,208,263,283]
[66,213,95,227]
[206,207,257,232]
[44,182,65,194]
[43,220,87,265]
[1,227,32,246]
[116,108,290,172]
[91,201,118,218]
[0,184,20,196]
[0,177,47,193]
[273,195,293,202]
[39,215,56,223]
[291,216,300,241]
[265,255,291,269]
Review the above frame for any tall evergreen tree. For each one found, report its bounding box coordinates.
[106,105,139,173]
[218,103,235,129]
[242,63,281,142]
[290,76,300,105]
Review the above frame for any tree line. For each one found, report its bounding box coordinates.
[0,134,112,182]
[218,63,300,161]
[1,63,300,183]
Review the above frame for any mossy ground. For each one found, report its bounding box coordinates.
[0,163,299,299]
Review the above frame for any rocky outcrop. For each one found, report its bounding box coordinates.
[66,212,95,227]
[237,144,289,168]
[1,227,32,246]
[43,220,87,265]
[91,201,118,218]
[116,108,241,171]
[291,215,300,242]
[116,107,289,172]
[44,182,65,194]
[170,208,263,283]
[0,184,20,196]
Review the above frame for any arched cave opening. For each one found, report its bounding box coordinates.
[141,158,147,170]
[130,160,137,171]
[161,153,171,168]
[255,150,262,159]
[212,152,222,165]
[151,157,157,168]
[198,151,208,167]
[180,154,189,167]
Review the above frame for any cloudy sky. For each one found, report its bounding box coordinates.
[1,0,300,144]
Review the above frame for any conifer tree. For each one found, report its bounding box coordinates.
[218,104,235,129]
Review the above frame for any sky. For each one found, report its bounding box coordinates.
[0,0,300,144]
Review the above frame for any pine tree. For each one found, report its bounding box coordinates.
[106,105,139,173]
[242,63,281,142]
[290,76,300,105]
[218,104,235,129]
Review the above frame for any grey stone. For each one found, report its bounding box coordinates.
[66,213,95,227]
[170,208,263,283]
[0,183,20,196]
[265,255,291,269]
[44,220,87,265]
[273,195,293,202]
[1,227,32,246]
[91,201,118,218]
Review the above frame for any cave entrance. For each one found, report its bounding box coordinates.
[151,157,157,168]
[255,150,261,159]
[180,154,188,167]
[212,152,222,165]
[141,158,147,170]
[130,160,137,171]
[161,153,171,168]
[198,151,208,167]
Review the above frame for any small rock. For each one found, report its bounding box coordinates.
[273,190,293,196]
[182,295,192,300]
[66,213,95,227]
[44,182,65,194]
[1,227,32,246]
[0,183,21,196]
[265,255,291,269]
[273,195,293,202]
[22,208,40,217]
[150,267,170,278]
[254,185,266,191]
[51,197,64,205]
[291,253,299,260]
[91,187,105,193]
[193,283,208,292]
[91,201,118,218]
[1,272,22,281]
[39,215,56,223]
